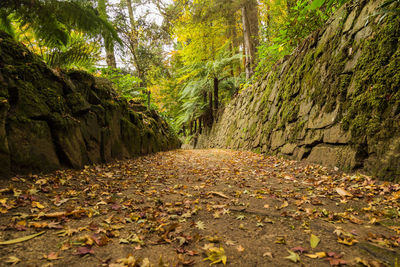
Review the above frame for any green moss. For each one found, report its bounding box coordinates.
[253,147,261,154]
[250,122,257,135]
[341,15,400,141]
[288,120,307,142]
[314,43,325,60]
[66,92,90,114]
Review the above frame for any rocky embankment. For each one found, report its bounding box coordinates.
[197,0,400,181]
[0,31,180,178]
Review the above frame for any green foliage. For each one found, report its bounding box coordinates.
[175,46,242,128]
[0,0,121,70]
[256,0,349,76]
[0,0,120,47]
[43,32,101,69]
[94,67,145,101]
[0,11,15,38]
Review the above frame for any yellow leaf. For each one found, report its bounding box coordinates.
[5,256,21,265]
[0,198,7,205]
[32,201,45,209]
[310,234,320,248]
[203,246,227,265]
[305,252,326,258]
[0,231,45,245]
[337,237,358,246]
[277,201,288,210]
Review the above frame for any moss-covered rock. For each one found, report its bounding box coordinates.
[0,31,181,178]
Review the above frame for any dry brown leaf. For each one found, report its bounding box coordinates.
[335,188,353,197]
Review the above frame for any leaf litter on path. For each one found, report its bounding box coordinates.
[0,149,399,266]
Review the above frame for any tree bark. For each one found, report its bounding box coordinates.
[208,91,213,124]
[213,77,219,118]
[199,118,202,134]
[125,0,146,86]
[98,0,116,68]
[241,0,259,79]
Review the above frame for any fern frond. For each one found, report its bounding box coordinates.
[0,10,15,38]
[2,0,121,47]
[43,32,100,68]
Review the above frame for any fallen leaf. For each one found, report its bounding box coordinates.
[44,251,62,260]
[335,188,353,198]
[5,256,21,265]
[236,245,245,252]
[277,201,288,210]
[208,191,229,199]
[0,231,45,245]
[115,255,138,266]
[285,250,300,262]
[195,221,206,230]
[74,246,94,256]
[263,251,273,258]
[32,201,45,209]
[203,246,227,265]
[305,252,327,259]
[310,234,320,248]
[337,237,358,246]
[274,236,286,244]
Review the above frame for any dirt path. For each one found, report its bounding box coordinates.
[0,149,399,266]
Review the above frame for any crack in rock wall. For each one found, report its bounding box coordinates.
[196,0,400,181]
[0,31,181,178]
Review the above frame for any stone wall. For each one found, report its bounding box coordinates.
[197,0,400,181]
[0,31,181,178]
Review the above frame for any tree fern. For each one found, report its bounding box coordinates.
[43,32,101,69]
[1,0,120,47]
[0,11,15,38]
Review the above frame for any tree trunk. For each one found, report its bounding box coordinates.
[199,118,202,134]
[208,91,213,123]
[125,0,145,86]
[241,0,259,79]
[126,0,135,29]
[213,77,219,118]
[98,0,116,68]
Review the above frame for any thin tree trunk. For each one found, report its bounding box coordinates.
[209,91,213,123]
[213,77,219,118]
[125,0,145,86]
[199,118,202,134]
[241,0,259,79]
[126,0,135,29]
[98,0,116,68]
